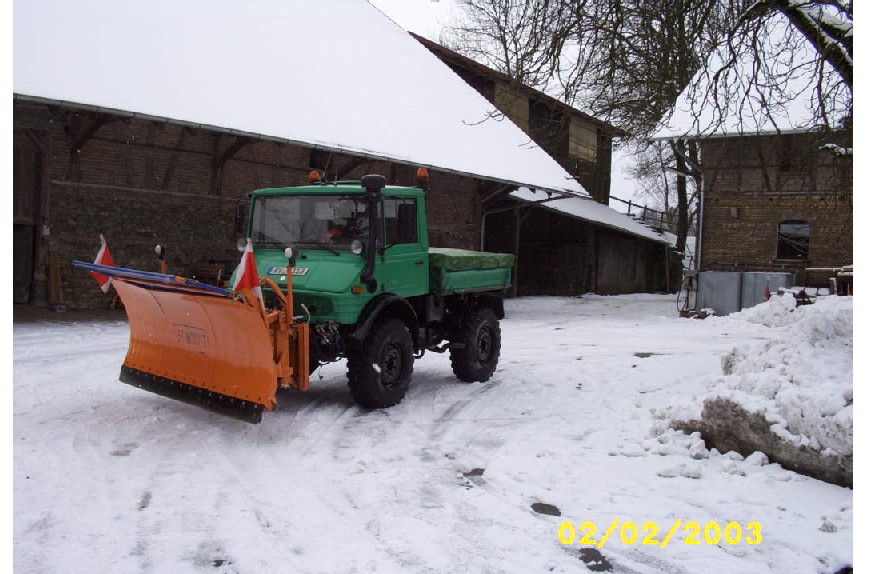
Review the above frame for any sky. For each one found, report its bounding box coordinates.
[369,0,647,205]
[369,0,460,42]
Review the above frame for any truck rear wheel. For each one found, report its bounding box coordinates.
[450,306,501,383]
[346,318,413,408]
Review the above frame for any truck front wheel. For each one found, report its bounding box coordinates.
[450,306,501,383]
[346,318,413,408]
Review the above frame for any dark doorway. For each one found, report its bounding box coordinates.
[13,130,41,304]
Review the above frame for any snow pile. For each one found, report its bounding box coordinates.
[721,295,853,454]
[667,295,853,485]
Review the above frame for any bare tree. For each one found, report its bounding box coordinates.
[445,0,741,138]
[445,0,852,257]
[679,1,852,136]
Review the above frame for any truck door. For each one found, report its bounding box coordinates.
[376,196,428,297]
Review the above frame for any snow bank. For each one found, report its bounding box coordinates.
[667,295,853,486]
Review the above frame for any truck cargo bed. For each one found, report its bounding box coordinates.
[428,248,514,294]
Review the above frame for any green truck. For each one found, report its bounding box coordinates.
[76,173,515,422]
[246,173,514,410]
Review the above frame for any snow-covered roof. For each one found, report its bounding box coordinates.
[510,188,672,245]
[13,0,586,196]
[652,12,849,139]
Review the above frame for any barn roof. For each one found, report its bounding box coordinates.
[510,189,673,245]
[13,0,585,196]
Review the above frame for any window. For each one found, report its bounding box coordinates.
[250,194,370,251]
[383,197,418,246]
[778,135,816,174]
[777,220,811,259]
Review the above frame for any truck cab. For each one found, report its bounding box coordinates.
[247,179,429,324]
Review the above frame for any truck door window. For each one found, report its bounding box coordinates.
[384,198,418,245]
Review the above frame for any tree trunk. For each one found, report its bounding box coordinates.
[674,139,690,255]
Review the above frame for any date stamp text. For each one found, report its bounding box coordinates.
[557,520,763,548]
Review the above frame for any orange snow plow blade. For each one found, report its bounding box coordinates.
[73,261,280,423]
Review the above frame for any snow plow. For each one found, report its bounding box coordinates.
[74,173,514,424]
[72,262,310,424]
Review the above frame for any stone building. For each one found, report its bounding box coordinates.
[696,129,852,279]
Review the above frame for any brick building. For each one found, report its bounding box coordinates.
[12,98,509,308]
[696,129,852,278]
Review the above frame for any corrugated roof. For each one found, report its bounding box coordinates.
[13,0,587,197]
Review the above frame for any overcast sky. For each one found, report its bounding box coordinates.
[369,0,459,41]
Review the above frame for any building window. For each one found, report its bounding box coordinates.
[777,220,811,259]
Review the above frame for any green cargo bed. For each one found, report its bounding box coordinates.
[428,248,514,294]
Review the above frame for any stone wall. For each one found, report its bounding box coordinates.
[13,101,482,308]
[699,132,852,275]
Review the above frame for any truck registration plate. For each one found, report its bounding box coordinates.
[268,266,309,276]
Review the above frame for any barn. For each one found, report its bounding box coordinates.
[13,0,670,309]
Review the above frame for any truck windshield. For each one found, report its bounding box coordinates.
[250,194,370,252]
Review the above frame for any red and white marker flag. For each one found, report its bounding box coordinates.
[91,234,115,293]
[232,239,263,306]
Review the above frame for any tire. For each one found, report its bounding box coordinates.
[450,306,501,383]
[346,318,414,408]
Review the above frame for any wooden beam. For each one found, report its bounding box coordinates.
[161,126,189,190]
[24,130,47,155]
[480,183,516,210]
[72,113,114,150]
[210,135,252,195]
[67,112,115,181]
[335,156,370,180]
[215,135,251,167]
[28,131,52,304]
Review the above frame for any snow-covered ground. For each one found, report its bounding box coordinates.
[13,294,852,573]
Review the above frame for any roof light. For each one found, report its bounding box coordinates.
[416,167,429,182]
[308,170,322,184]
